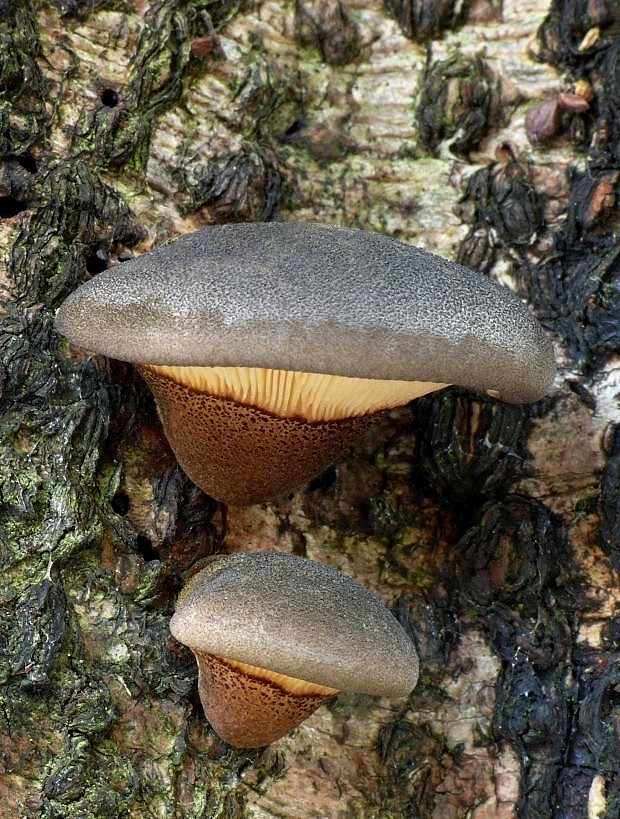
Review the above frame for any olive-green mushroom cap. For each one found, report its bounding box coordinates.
[54,222,555,403]
[169,551,419,698]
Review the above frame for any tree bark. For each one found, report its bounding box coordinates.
[1,0,618,816]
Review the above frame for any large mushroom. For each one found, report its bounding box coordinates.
[169,551,419,747]
[55,222,555,505]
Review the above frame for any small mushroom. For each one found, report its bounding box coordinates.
[169,551,419,747]
[55,222,555,505]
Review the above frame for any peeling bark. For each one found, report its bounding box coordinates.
[1,0,619,817]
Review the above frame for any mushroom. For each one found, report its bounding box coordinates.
[54,222,555,505]
[169,551,419,747]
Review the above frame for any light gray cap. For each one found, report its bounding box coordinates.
[170,551,419,697]
[55,221,555,402]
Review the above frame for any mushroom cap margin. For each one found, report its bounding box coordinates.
[54,222,556,404]
[169,551,420,698]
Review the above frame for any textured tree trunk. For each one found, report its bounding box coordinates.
[1,0,618,816]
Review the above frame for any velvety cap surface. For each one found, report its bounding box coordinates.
[55,222,555,402]
[170,551,419,697]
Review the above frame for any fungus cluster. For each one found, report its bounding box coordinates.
[55,221,556,747]
[55,221,555,506]
[169,551,419,747]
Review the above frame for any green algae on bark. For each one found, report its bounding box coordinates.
[73,0,245,171]
[0,2,48,157]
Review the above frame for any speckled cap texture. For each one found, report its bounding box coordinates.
[55,221,556,402]
[170,551,419,698]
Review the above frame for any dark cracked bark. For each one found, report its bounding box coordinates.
[1,0,619,816]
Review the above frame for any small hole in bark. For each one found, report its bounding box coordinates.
[136,534,159,561]
[307,464,337,492]
[280,119,307,141]
[16,153,37,173]
[111,491,131,515]
[100,88,119,108]
[86,248,110,274]
[0,196,27,218]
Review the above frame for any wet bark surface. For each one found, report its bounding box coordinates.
[1,0,619,816]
